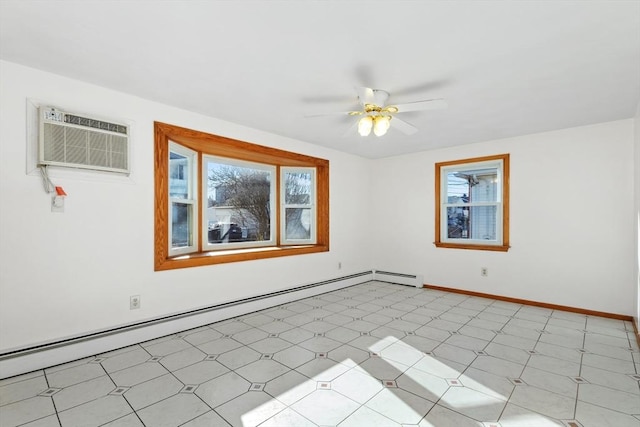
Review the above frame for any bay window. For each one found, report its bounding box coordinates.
[155,122,329,270]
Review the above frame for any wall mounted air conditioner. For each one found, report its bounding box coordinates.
[38,106,130,174]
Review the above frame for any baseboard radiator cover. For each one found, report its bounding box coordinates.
[373,270,424,288]
[0,271,374,379]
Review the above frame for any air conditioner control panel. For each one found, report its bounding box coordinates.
[43,107,64,123]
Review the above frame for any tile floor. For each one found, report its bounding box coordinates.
[1,281,639,427]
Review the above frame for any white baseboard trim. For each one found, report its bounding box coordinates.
[0,271,374,379]
[373,270,424,288]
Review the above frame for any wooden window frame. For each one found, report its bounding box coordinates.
[434,154,510,252]
[154,122,329,271]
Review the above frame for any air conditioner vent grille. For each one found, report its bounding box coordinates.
[39,107,129,174]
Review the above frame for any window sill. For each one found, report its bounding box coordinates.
[434,242,510,252]
[155,244,329,271]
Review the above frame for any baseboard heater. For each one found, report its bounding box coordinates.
[373,270,424,288]
[0,271,374,379]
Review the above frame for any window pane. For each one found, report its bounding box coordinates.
[169,151,190,199]
[285,172,311,204]
[447,168,498,203]
[285,208,311,240]
[446,172,470,202]
[206,160,273,244]
[446,205,497,240]
[171,202,192,248]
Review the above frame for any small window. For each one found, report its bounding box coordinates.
[155,122,329,270]
[435,154,510,251]
[169,143,197,256]
[281,168,316,244]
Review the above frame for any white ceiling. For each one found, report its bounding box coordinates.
[1,1,639,158]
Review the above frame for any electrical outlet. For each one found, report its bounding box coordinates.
[338,262,342,270]
[51,195,64,213]
[481,267,488,277]
[130,295,141,310]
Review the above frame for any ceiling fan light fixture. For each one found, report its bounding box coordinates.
[358,116,373,136]
[373,115,391,136]
[308,86,446,139]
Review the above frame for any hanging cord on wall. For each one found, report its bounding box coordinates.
[39,165,55,194]
[39,165,67,197]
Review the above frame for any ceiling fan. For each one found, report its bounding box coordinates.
[309,86,447,137]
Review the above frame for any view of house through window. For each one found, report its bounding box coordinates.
[155,122,329,270]
[445,167,498,240]
[435,154,509,251]
[283,169,315,243]
[169,144,197,254]
[205,157,276,248]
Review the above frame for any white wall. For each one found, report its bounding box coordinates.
[371,120,636,316]
[634,102,640,328]
[0,61,373,352]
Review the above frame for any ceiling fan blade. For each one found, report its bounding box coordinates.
[304,111,361,118]
[342,119,359,137]
[391,98,448,113]
[391,117,418,135]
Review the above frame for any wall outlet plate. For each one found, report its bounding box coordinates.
[130,295,140,310]
[51,195,64,213]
